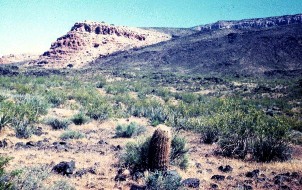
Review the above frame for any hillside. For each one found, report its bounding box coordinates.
[92,23,302,76]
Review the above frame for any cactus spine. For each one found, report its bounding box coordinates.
[148,127,171,171]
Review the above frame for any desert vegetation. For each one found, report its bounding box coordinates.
[0,65,301,189]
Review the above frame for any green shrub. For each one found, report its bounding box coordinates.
[71,112,89,125]
[46,118,70,130]
[85,97,112,121]
[60,130,85,140]
[146,171,182,190]
[115,122,146,138]
[252,115,291,162]
[49,180,75,190]
[0,113,11,131]
[0,94,7,102]
[128,100,168,126]
[121,138,150,171]
[170,135,189,170]
[46,90,67,107]
[218,109,292,162]
[290,130,302,145]
[96,78,106,88]
[200,126,219,144]
[105,83,129,95]
[13,121,35,139]
[12,95,49,123]
[0,156,19,190]
[14,84,32,94]
[14,165,50,190]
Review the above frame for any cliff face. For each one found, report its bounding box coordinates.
[193,14,302,31]
[34,21,171,68]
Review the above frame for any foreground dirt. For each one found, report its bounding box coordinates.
[0,116,301,190]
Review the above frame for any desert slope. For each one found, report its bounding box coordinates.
[93,23,302,76]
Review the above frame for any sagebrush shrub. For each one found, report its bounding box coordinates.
[0,113,11,131]
[170,135,189,170]
[96,78,106,88]
[13,121,35,139]
[48,180,75,190]
[115,122,146,138]
[60,131,85,140]
[146,171,182,190]
[71,112,89,125]
[0,156,18,190]
[85,97,112,120]
[46,118,70,130]
[218,109,292,162]
[14,165,50,190]
[200,126,219,144]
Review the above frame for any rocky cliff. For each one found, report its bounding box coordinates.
[33,21,171,68]
[193,14,302,31]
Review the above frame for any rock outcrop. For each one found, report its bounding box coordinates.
[194,14,302,31]
[33,21,171,68]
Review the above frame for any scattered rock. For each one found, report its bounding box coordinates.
[257,177,266,182]
[98,140,108,145]
[33,127,43,136]
[111,145,122,151]
[0,139,8,148]
[246,169,260,178]
[243,184,253,190]
[115,168,130,181]
[244,179,253,184]
[75,167,97,177]
[195,162,202,169]
[26,141,35,147]
[182,178,200,188]
[210,183,218,189]
[15,142,25,149]
[211,175,225,181]
[130,184,146,190]
[52,160,75,176]
[206,169,213,173]
[291,172,299,178]
[280,185,291,190]
[132,171,144,181]
[218,165,233,173]
[274,173,291,185]
[53,141,69,150]
[226,176,233,180]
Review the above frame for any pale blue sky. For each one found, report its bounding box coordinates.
[0,0,302,56]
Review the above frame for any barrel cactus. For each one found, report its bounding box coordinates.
[148,126,171,171]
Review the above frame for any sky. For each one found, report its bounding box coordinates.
[0,0,302,56]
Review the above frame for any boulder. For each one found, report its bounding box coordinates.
[52,160,75,176]
[218,165,233,173]
[211,175,225,181]
[182,178,200,188]
[246,169,260,178]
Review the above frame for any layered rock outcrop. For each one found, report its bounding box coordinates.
[194,14,302,31]
[33,21,171,68]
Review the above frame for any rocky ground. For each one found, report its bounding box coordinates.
[1,113,301,189]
